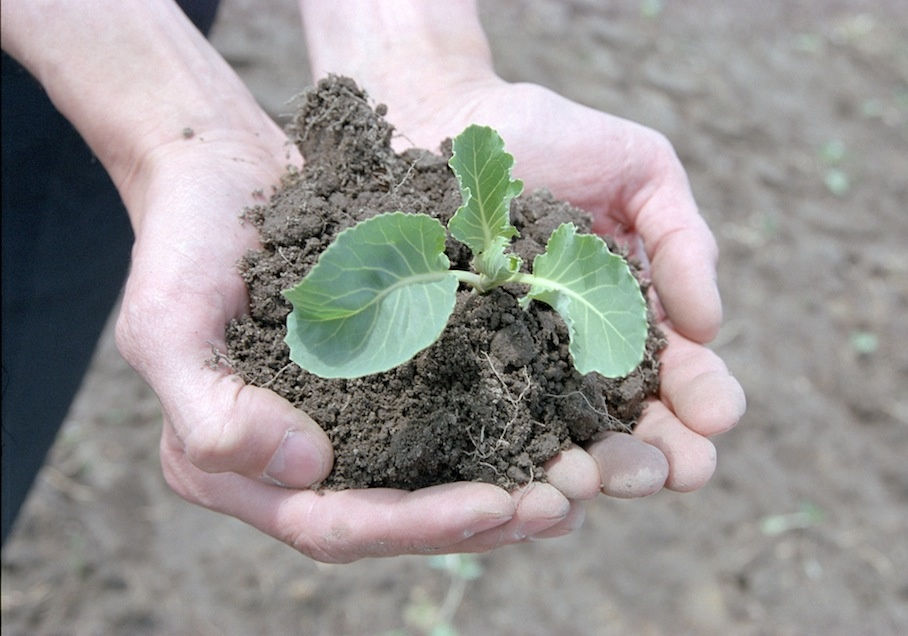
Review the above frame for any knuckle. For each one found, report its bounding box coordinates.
[181,419,243,474]
[159,452,192,503]
[647,129,681,168]
[158,435,205,506]
[285,527,356,564]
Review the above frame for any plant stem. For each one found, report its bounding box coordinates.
[508,272,537,287]
[451,269,483,289]
[451,269,538,294]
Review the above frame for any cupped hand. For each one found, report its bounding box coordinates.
[115,73,747,560]
[377,78,746,505]
[114,122,584,562]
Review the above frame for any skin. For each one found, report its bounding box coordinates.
[2,0,745,563]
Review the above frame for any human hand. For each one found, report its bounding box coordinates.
[374,77,747,504]
[115,121,592,561]
[4,0,583,562]
[300,3,745,518]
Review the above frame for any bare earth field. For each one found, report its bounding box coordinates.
[3,1,907,634]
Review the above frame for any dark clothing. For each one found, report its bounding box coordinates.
[2,1,221,543]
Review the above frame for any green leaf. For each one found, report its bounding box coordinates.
[522,223,648,377]
[448,125,524,283]
[283,212,458,378]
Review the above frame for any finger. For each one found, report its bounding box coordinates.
[586,432,668,498]
[117,281,333,488]
[543,444,602,501]
[160,424,516,563]
[622,134,722,344]
[633,400,717,492]
[449,482,571,552]
[658,327,747,437]
[168,371,334,488]
[528,501,587,540]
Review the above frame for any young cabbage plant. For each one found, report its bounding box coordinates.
[283,125,648,379]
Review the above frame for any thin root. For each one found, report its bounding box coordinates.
[206,341,237,372]
[257,362,294,389]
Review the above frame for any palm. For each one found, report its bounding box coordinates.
[117,83,744,562]
[118,130,584,562]
[383,80,745,493]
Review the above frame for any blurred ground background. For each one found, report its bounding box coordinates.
[2,1,907,634]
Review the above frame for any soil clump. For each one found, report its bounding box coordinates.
[225,76,664,490]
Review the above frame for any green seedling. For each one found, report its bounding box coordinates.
[283,125,648,379]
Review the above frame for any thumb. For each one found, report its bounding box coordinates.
[115,264,333,489]
[164,374,334,488]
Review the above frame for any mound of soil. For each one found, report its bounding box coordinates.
[225,76,665,490]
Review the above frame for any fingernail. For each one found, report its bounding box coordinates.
[263,430,327,488]
[462,509,514,538]
[595,434,668,498]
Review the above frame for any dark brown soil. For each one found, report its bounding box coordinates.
[225,76,664,490]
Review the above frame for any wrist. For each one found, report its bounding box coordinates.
[119,125,289,235]
[2,1,275,207]
[300,0,501,127]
